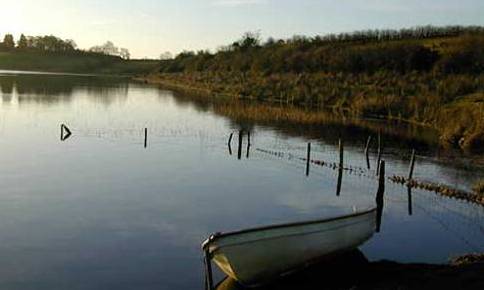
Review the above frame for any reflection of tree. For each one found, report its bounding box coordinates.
[0,77,14,93]
[0,77,14,103]
[85,81,130,106]
[14,75,75,104]
[166,90,212,112]
[0,75,130,106]
[163,91,442,153]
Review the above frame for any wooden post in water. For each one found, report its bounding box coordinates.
[408,149,416,181]
[144,128,148,148]
[364,136,372,169]
[339,139,344,169]
[246,131,251,159]
[204,249,214,290]
[306,143,311,176]
[364,136,372,155]
[336,139,344,196]
[376,160,385,232]
[376,132,382,175]
[237,130,243,160]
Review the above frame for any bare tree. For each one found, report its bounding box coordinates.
[160,51,173,60]
[119,48,131,60]
[90,41,119,56]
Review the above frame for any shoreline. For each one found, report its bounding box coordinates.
[136,73,483,153]
[216,252,484,290]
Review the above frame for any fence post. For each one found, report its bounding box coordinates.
[306,143,311,176]
[376,160,385,232]
[408,149,416,181]
[237,130,243,160]
[376,132,382,175]
[365,136,372,169]
[246,131,251,159]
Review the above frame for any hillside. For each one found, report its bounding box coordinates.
[0,51,158,75]
[143,26,484,152]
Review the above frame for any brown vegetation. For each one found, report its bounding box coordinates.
[144,27,484,153]
[473,180,484,196]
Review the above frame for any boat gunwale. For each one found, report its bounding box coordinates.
[202,207,377,250]
[211,215,374,250]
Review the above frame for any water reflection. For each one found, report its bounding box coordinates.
[0,73,482,290]
[408,186,413,216]
[0,75,130,106]
[336,167,343,196]
[246,131,251,159]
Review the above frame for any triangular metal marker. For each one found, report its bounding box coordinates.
[61,124,72,141]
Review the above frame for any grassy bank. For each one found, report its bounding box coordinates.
[0,51,159,75]
[139,72,483,153]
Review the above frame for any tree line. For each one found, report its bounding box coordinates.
[0,34,77,52]
[0,33,131,60]
[159,26,484,75]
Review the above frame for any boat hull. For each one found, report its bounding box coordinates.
[205,209,376,287]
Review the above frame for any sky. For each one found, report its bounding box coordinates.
[0,0,483,58]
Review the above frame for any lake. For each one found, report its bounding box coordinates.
[0,72,483,290]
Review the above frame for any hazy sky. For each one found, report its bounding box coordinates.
[1,0,483,58]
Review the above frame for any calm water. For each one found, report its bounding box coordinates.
[0,72,483,290]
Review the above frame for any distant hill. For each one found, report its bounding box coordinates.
[0,33,158,75]
[0,50,159,75]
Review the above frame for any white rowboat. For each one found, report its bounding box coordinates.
[202,208,377,287]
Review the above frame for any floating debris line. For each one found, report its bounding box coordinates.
[390,175,484,207]
[255,147,376,179]
[255,147,484,207]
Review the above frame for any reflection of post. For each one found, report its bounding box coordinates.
[407,185,413,216]
[144,128,148,148]
[246,131,251,159]
[204,249,214,290]
[336,167,343,196]
[237,130,243,160]
[228,133,233,155]
[364,136,372,169]
[408,149,416,181]
[376,132,382,175]
[306,143,311,176]
[376,160,385,233]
